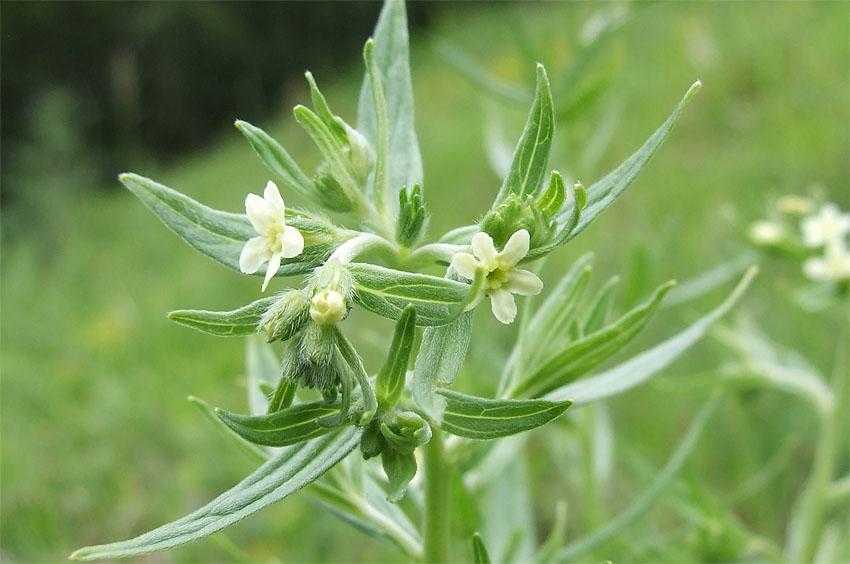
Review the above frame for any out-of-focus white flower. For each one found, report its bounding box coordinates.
[451,229,543,324]
[239,181,305,291]
[310,289,347,325]
[803,240,850,283]
[801,203,850,248]
[776,194,814,216]
[748,220,785,246]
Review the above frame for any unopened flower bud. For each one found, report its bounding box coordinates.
[260,290,311,342]
[343,122,375,182]
[310,289,347,325]
[748,220,785,246]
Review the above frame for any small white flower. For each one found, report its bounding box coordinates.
[748,220,785,246]
[803,240,850,283]
[450,229,543,324]
[801,203,850,248]
[239,181,305,292]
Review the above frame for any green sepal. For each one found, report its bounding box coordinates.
[472,533,492,564]
[304,71,347,142]
[359,422,387,460]
[480,192,553,249]
[380,411,431,452]
[214,401,344,447]
[396,184,427,246]
[436,388,571,440]
[536,170,566,218]
[380,447,417,503]
[167,296,277,337]
[376,306,417,409]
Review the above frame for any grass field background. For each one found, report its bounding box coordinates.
[2,2,848,561]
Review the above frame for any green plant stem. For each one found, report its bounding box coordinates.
[424,428,451,563]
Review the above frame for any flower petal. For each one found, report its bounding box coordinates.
[245,193,275,233]
[505,269,544,296]
[471,232,498,268]
[490,289,517,324]
[279,225,305,259]
[498,229,530,267]
[262,253,282,292]
[450,252,479,280]
[263,181,286,216]
[239,236,268,274]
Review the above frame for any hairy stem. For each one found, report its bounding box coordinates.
[424,428,451,563]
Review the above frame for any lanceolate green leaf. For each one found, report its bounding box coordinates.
[437,388,571,440]
[215,401,341,447]
[234,120,315,201]
[413,311,473,422]
[527,81,702,259]
[546,267,757,405]
[472,533,493,564]
[167,297,277,337]
[376,306,417,409]
[119,173,339,276]
[348,262,469,326]
[495,64,555,203]
[512,280,675,399]
[70,427,362,560]
[357,0,423,213]
[188,396,266,463]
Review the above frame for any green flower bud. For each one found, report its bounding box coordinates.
[396,184,427,247]
[313,162,356,213]
[341,121,375,183]
[259,290,311,342]
[359,421,387,460]
[481,193,553,249]
[282,323,342,394]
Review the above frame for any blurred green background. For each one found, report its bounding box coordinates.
[2,2,848,562]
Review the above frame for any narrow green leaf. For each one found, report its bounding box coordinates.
[363,38,390,217]
[436,388,571,440]
[349,262,469,326]
[188,396,266,463]
[293,105,361,202]
[167,297,276,337]
[334,328,378,426]
[70,427,361,560]
[376,306,417,409]
[528,81,702,259]
[412,311,473,422]
[119,173,337,276]
[557,394,721,561]
[495,63,555,202]
[267,377,297,413]
[435,41,530,105]
[582,275,620,334]
[472,533,492,564]
[357,0,423,212]
[303,72,347,140]
[233,120,315,201]
[514,281,675,399]
[546,267,757,404]
[215,401,341,447]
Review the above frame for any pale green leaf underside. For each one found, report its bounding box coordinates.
[546,267,756,405]
[70,427,361,560]
[357,0,423,213]
[348,262,468,326]
[120,173,332,277]
[215,401,341,447]
[437,388,571,439]
[168,297,277,337]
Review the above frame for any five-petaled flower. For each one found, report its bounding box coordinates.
[451,229,543,324]
[801,203,850,248]
[239,181,305,291]
[803,239,850,283]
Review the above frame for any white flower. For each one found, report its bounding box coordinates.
[450,229,543,324]
[310,289,347,325]
[748,220,785,246]
[803,240,850,283]
[801,203,850,248]
[239,181,305,291]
